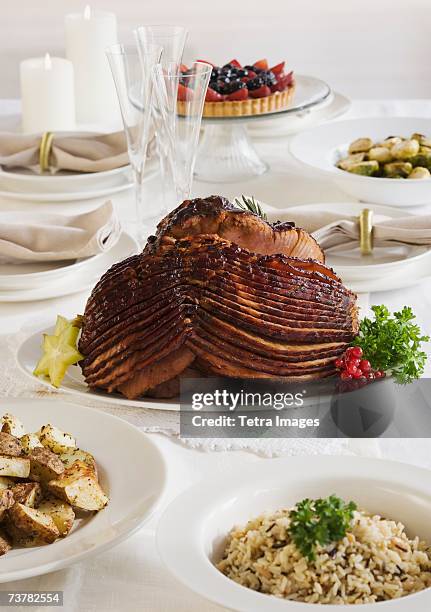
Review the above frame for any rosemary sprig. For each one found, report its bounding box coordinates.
[233,195,267,221]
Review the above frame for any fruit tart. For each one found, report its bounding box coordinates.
[178,58,295,118]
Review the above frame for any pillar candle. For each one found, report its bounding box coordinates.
[20,54,76,134]
[65,5,121,127]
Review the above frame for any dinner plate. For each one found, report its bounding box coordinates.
[0,160,157,203]
[247,92,351,138]
[265,201,431,282]
[289,117,431,207]
[0,231,138,301]
[0,165,132,194]
[0,397,167,583]
[16,330,178,411]
[157,455,431,612]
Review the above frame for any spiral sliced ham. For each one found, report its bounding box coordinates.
[79,196,358,399]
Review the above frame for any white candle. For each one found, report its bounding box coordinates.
[65,5,121,127]
[20,54,76,134]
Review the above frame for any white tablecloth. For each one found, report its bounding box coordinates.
[1,99,431,611]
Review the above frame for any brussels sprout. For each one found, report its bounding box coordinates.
[348,138,374,154]
[411,133,431,148]
[368,147,393,163]
[337,153,365,170]
[391,139,420,160]
[381,136,402,149]
[347,160,379,176]
[383,162,413,178]
[407,166,431,179]
[410,148,431,170]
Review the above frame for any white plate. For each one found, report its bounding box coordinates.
[0,160,157,203]
[16,328,179,411]
[290,117,431,207]
[0,231,139,301]
[247,92,351,138]
[0,397,167,583]
[266,201,431,282]
[157,455,431,612]
[0,165,132,194]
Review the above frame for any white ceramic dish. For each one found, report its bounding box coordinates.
[247,92,351,138]
[0,397,167,583]
[265,201,431,282]
[0,231,138,301]
[157,455,431,611]
[16,329,178,411]
[0,165,132,194]
[290,117,431,207]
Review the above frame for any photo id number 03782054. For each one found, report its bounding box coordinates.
[0,592,63,606]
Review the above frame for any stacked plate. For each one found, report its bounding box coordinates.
[0,232,139,302]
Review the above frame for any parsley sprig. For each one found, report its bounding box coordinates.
[289,495,356,561]
[353,305,429,384]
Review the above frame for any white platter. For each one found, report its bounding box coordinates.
[265,201,431,283]
[157,455,431,612]
[289,117,431,207]
[0,397,167,583]
[16,328,178,411]
[0,231,138,301]
[247,92,351,138]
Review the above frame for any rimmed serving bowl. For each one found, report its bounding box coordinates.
[290,117,431,207]
[157,455,431,611]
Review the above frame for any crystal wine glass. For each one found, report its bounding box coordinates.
[106,43,162,241]
[152,62,211,210]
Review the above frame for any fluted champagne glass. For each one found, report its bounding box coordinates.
[106,43,162,241]
[135,25,188,213]
[152,62,211,210]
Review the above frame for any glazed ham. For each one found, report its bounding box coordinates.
[79,197,358,399]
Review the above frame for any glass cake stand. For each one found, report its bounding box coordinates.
[194,74,331,183]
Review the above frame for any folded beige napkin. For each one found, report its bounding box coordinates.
[0,131,129,174]
[267,208,431,252]
[0,200,120,263]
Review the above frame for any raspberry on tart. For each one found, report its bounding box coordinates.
[178,58,295,118]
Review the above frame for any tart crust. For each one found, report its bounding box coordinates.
[178,83,296,118]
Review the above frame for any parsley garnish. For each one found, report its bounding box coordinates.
[289,495,357,561]
[353,305,429,384]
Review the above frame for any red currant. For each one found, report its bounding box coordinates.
[348,358,361,368]
[375,370,384,379]
[335,358,344,369]
[350,346,363,358]
[340,371,352,380]
[359,359,371,372]
[347,364,358,376]
[352,369,363,379]
[367,371,375,380]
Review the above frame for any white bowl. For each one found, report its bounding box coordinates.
[157,456,431,611]
[290,117,431,207]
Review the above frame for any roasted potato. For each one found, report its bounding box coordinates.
[0,476,14,490]
[60,449,97,476]
[0,455,30,478]
[38,496,75,537]
[1,413,25,438]
[0,488,14,521]
[20,433,43,455]
[48,461,108,511]
[0,528,11,556]
[7,503,59,546]
[0,432,22,457]
[39,424,76,455]
[29,447,65,484]
[10,482,42,507]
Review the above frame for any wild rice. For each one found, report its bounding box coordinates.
[216,509,431,604]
